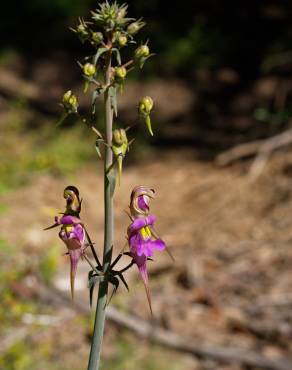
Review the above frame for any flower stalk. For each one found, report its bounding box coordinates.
[87,40,113,370]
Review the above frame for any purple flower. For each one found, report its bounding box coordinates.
[127,186,165,312]
[57,215,86,298]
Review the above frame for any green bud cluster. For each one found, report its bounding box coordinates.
[91,2,131,32]
[62,90,78,113]
[61,1,156,184]
[68,2,152,102]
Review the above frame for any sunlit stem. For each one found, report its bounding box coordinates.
[87,38,113,370]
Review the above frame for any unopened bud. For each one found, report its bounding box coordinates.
[83,63,96,77]
[139,96,153,115]
[127,19,145,35]
[113,128,128,146]
[139,97,154,136]
[135,45,150,60]
[116,6,127,22]
[73,18,89,43]
[113,30,121,40]
[77,24,87,35]
[112,128,128,185]
[92,32,103,44]
[62,90,78,113]
[118,35,127,47]
[115,66,127,80]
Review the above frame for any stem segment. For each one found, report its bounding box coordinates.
[87,45,113,370]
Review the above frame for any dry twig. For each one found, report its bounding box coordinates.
[39,284,292,370]
[216,125,292,181]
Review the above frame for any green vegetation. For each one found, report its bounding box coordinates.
[0,102,96,194]
[39,244,60,283]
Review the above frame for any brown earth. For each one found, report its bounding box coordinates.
[2,148,292,369]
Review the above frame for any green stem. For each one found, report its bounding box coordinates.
[87,44,113,370]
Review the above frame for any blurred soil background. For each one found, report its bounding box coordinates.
[1,1,292,369]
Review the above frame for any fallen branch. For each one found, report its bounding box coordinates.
[249,128,292,180]
[38,284,292,370]
[248,293,292,312]
[106,307,292,370]
[215,127,292,179]
[216,140,264,166]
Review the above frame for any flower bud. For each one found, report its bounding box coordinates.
[115,66,127,80]
[113,128,128,146]
[139,96,153,115]
[92,32,103,44]
[135,45,150,60]
[139,96,154,136]
[72,18,89,43]
[83,63,96,77]
[77,23,87,35]
[116,6,127,22]
[127,19,145,35]
[112,128,128,185]
[118,35,127,47]
[62,90,78,113]
[113,30,121,39]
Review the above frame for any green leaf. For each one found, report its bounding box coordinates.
[93,47,108,65]
[91,88,104,114]
[138,53,155,69]
[109,86,118,117]
[95,140,102,158]
[91,90,98,115]
[119,273,129,291]
[112,48,122,65]
[56,111,69,127]
[107,276,119,306]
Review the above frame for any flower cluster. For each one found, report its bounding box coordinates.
[46,184,166,312]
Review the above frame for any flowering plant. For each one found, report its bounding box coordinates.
[45,2,169,370]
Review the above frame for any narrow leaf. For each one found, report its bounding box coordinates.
[95,140,102,158]
[93,47,108,65]
[112,48,122,65]
[119,273,129,291]
[56,111,69,127]
[107,276,119,306]
[91,90,98,115]
[88,273,104,307]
